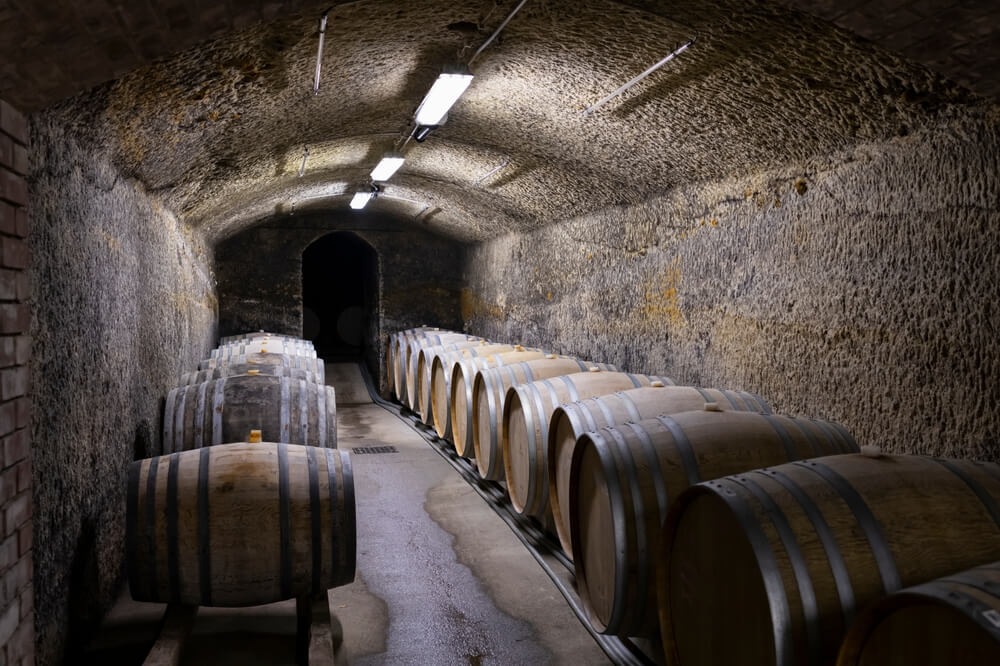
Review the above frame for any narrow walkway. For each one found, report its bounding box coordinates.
[329,362,608,664]
[83,363,609,664]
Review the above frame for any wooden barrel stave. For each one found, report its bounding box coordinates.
[404,333,479,410]
[502,371,675,517]
[212,338,316,361]
[388,327,443,399]
[548,385,773,557]
[180,365,323,386]
[429,343,519,439]
[415,340,495,422]
[164,375,337,451]
[219,331,313,345]
[661,453,1000,666]
[199,352,325,374]
[127,442,356,606]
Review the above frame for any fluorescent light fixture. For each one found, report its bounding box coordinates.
[414,72,474,126]
[370,154,405,181]
[313,12,329,95]
[350,192,373,210]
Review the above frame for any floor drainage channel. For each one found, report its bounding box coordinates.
[351,445,399,454]
[354,363,655,666]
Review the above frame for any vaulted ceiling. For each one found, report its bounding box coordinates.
[6,0,997,243]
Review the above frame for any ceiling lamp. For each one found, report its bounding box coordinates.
[414,70,474,127]
[370,154,405,181]
[350,191,373,210]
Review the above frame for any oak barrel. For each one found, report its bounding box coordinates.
[449,349,550,458]
[415,339,496,420]
[199,352,325,374]
[127,442,356,606]
[502,370,674,517]
[220,331,313,344]
[180,364,323,386]
[428,343,519,438]
[661,453,1000,666]
[837,561,1000,666]
[572,409,857,637]
[387,327,442,399]
[549,385,772,557]
[403,333,480,410]
[212,338,316,360]
[472,357,618,481]
[163,374,337,451]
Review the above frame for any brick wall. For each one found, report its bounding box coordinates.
[0,98,32,666]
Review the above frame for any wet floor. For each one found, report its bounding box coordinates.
[83,362,609,665]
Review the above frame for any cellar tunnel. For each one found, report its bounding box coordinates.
[0,0,998,664]
[301,232,378,363]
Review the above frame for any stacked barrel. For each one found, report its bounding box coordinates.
[389,326,1000,665]
[125,331,355,612]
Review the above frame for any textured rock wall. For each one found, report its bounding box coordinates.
[0,98,33,666]
[30,107,217,664]
[216,213,464,391]
[464,112,1000,460]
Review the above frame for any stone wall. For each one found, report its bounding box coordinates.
[30,103,217,664]
[463,111,1000,460]
[0,98,33,666]
[216,212,464,391]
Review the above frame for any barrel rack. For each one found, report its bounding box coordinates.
[357,363,658,666]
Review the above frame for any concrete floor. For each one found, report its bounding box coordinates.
[83,362,608,665]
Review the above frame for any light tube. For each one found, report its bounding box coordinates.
[414,73,474,126]
[350,192,373,210]
[370,155,405,181]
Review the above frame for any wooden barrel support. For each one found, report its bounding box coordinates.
[127,442,356,607]
[661,453,1000,666]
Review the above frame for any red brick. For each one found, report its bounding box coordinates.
[14,272,28,301]
[0,269,17,301]
[6,613,31,663]
[14,462,29,495]
[0,169,26,207]
[14,399,29,430]
[1,238,27,270]
[2,493,28,537]
[0,367,27,400]
[13,208,26,239]
[0,401,16,437]
[0,304,28,334]
[0,469,14,504]
[16,524,29,557]
[0,101,28,146]
[0,534,15,571]
[14,336,28,365]
[1,430,28,465]
[0,338,14,367]
[0,135,11,171]
[11,145,27,178]
[1,556,29,604]
[0,202,13,236]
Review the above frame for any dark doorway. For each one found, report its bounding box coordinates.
[302,232,379,362]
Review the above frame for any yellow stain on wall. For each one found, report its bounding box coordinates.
[642,260,687,328]
[461,288,504,322]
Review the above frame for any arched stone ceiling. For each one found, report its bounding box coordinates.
[24,0,997,243]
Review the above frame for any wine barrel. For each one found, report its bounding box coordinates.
[163,374,337,451]
[387,327,443,399]
[472,357,618,481]
[393,328,456,404]
[127,442,356,606]
[219,331,313,344]
[199,352,325,374]
[403,333,480,410]
[837,561,1000,666]
[180,365,323,386]
[502,370,674,517]
[661,453,1000,666]
[415,340,496,420]
[427,343,519,437]
[212,338,316,361]
[572,409,857,638]
[549,385,772,557]
[450,349,551,458]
